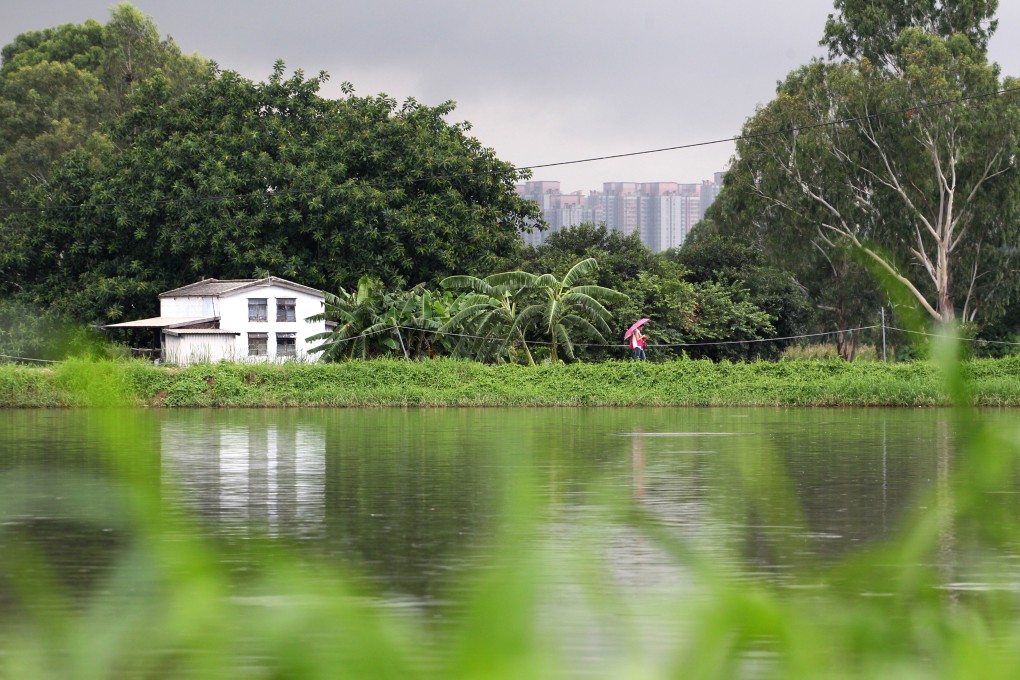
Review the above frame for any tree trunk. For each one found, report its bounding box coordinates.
[833,300,858,361]
[836,328,859,362]
[937,250,955,321]
[518,330,535,366]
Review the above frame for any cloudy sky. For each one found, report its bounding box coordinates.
[5,1,1020,192]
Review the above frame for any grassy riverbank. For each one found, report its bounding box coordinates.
[3,355,1020,407]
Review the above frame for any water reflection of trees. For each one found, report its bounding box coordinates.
[320,410,507,601]
[621,411,970,581]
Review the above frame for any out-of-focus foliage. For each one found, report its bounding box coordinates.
[6,346,1020,679]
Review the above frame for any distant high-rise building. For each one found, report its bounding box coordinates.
[600,182,640,237]
[698,171,726,220]
[516,181,562,246]
[637,183,700,251]
[515,172,724,252]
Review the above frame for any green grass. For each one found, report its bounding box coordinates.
[3,355,1020,408]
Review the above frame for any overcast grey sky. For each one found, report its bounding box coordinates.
[5,1,1020,192]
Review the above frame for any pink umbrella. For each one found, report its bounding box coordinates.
[624,318,650,339]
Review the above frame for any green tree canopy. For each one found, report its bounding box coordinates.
[440,273,536,365]
[515,222,656,293]
[505,258,627,364]
[0,4,209,206]
[822,0,999,64]
[1,62,540,324]
[672,234,810,360]
[712,20,1020,332]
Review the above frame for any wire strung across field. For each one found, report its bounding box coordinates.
[0,353,60,363]
[344,324,1020,350]
[362,324,884,349]
[2,86,1018,217]
[4,324,1017,365]
[886,326,1020,347]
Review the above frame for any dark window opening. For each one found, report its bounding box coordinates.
[276,333,296,357]
[248,298,268,322]
[248,332,268,356]
[276,298,296,322]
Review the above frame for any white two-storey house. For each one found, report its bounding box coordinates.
[105,277,330,366]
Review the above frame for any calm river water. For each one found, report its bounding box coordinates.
[1,407,1017,618]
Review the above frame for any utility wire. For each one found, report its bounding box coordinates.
[640,326,882,349]
[0,353,59,363]
[887,326,1020,347]
[322,323,1020,350]
[8,324,1017,363]
[319,324,883,350]
[2,85,1018,217]
[521,85,1020,171]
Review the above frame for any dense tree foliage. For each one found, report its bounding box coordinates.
[822,0,999,64]
[707,3,1020,339]
[516,223,656,293]
[4,4,958,364]
[0,4,208,207]
[307,277,453,361]
[0,61,540,324]
[670,234,811,360]
[501,258,626,364]
[511,224,809,362]
[440,273,536,365]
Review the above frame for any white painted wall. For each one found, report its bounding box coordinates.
[218,284,325,362]
[162,333,238,365]
[160,295,219,317]
[155,281,327,364]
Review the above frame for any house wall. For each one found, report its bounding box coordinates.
[161,296,219,317]
[219,284,325,362]
[162,334,238,366]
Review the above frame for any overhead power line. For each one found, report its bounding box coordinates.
[520,85,1020,171]
[1,84,1019,217]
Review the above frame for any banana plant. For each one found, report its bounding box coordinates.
[306,276,398,360]
[507,258,627,364]
[441,273,535,365]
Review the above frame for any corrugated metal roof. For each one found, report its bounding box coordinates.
[159,276,323,298]
[159,279,258,297]
[104,316,215,329]
[163,328,240,336]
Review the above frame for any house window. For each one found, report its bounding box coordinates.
[276,333,296,357]
[276,298,296,322]
[248,332,268,356]
[248,298,268,322]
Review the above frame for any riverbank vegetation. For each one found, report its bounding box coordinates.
[4,355,1020,408]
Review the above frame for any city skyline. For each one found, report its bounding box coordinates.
[517,172,724,252]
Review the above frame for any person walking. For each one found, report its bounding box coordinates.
[630,326,647,361]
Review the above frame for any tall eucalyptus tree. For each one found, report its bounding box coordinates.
[716,1,1020,327]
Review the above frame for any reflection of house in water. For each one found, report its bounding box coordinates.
[161,419,326,536]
